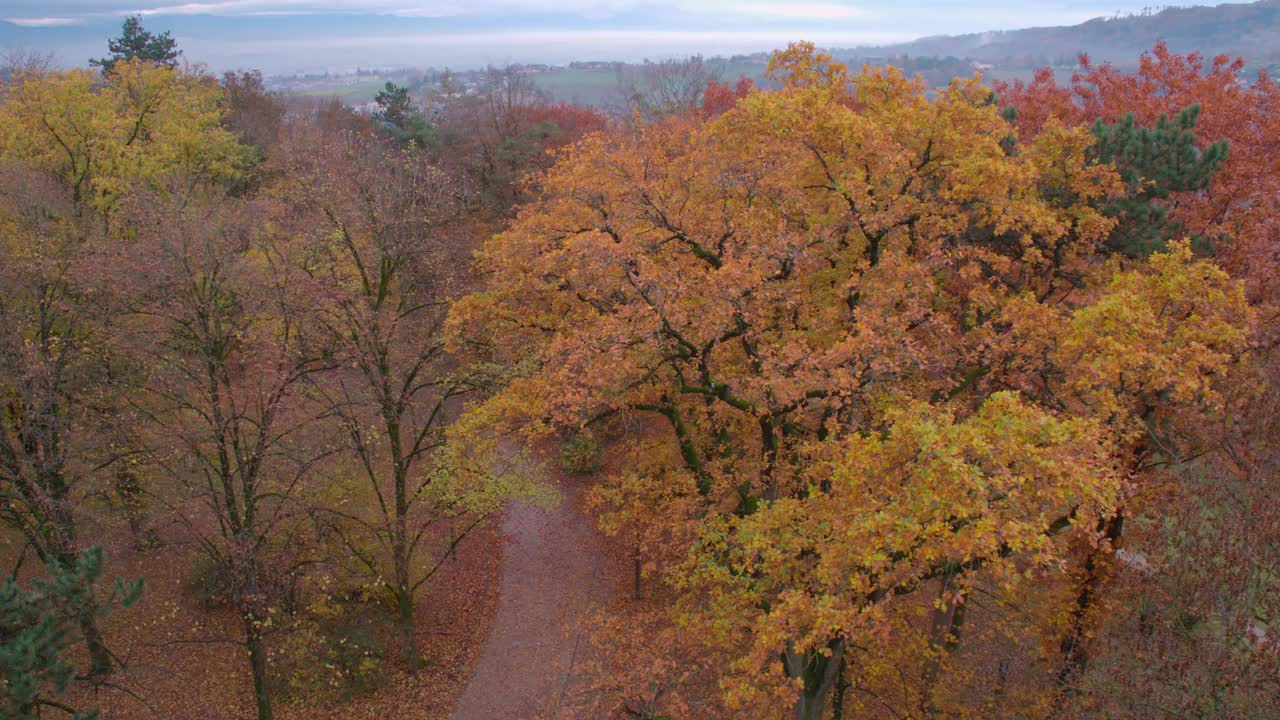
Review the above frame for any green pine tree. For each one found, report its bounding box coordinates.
[90,15,182,74]
[373,82,413,128]
[1,546,142,720]
[1089,104,1229,258]
[373,82,438,148]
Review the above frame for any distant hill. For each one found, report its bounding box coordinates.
[835,1,1280,70]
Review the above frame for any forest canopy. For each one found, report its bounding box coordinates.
[0,21,1277,720]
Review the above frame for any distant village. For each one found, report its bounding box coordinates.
[263,52,779,110]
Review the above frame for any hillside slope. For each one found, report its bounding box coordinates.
[837,1,1280,68]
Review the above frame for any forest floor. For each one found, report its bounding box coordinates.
[51,441,627,719]
[59,515,502,719]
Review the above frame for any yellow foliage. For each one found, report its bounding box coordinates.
[0,60,252,212]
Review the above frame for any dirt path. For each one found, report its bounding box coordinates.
[451,474,615,719]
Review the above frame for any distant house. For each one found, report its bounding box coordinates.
[569,61,623,72]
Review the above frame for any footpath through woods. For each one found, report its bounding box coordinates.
[451,464,618,719]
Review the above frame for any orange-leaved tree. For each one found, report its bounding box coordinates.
[995,42,1280,719]
[450,43,1253,719]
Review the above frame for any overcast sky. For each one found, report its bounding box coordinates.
[1,1,1219,72]
[2,0,1189,30]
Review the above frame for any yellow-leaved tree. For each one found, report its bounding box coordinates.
[0,59,250,212]
[0,59,253,678]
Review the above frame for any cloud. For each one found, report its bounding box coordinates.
[388,3,467,17]
[737,3,864,20]
[5,16,83,25]
[3,0,870,23]
[131,0,336,15]
[0,0,1185,45]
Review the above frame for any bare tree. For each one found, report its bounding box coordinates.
[114,185,334,720]
[0,47,55,86]
[221,70,285,158]
[273,120,533,669]
[614,55,721,119]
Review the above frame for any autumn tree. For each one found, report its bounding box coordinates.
[90,15,181,74]
[0,63,247,678]
[270,121,542,669]
[700,76,754,118]
[450,43,1254,719]
[0,61,251,211]
[430,66,607,214]
[433,66,548,210]
[521,102,610,142]
[221,70,285,159]
[109,185,333,720]
[0,164,127,678]
[995,42,1280,718]
[994,42,1280,307]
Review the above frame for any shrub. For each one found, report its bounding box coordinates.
[185,553,232,609]
[270,603,386,703]
[559,428,602,474]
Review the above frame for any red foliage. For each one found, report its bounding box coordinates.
[521,102,610,146]
[701,76,754,118]
[995,42,1280,307]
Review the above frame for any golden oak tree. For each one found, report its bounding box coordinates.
[452,44,1253,719]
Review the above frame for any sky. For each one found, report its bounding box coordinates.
[0,1,1223,73]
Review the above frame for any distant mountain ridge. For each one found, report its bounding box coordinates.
[3,1,1279,75]
[837,1,1280,68]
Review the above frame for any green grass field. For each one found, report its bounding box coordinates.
[530,69,624,107]
[290,78,390,104]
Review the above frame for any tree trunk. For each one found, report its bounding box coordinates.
[396,583,418,669]
[50,542,113,678]
[633,544,642,601]
[831,652,849,720]
[391,519,419,669]
[785,637,847,720]
[920,574,968,717]
[1058,425,1146,693]
[390,415,419,670]
[1058,510,1124,690]
[78,608,114,677]
[243,614,274,720]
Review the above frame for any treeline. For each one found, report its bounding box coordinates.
[1,22,1278,720]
